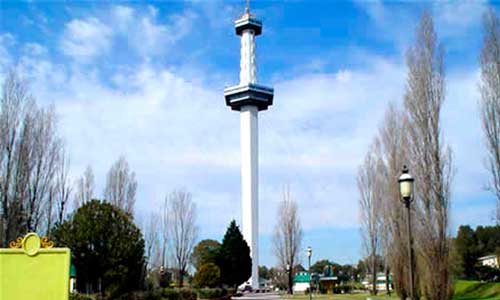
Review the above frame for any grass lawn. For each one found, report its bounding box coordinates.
[280,281,500,300]
[453,280,500,300]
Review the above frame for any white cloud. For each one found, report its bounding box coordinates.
[110,5,197,59]
[60,17,112,61]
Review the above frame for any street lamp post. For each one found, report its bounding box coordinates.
[398,165,415,300]
[286,263,291,294]
[307,246,312,300]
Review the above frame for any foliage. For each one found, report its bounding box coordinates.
[217,220,251,288]
[197,288,228,299]
[332,284,354,294]
[161,288,197,300]
[192,240,221,271]
[52,200,145,297]
[259,265,270,280]
[69,294,96,300]
[193,263,221,288]
[453,225,500,280]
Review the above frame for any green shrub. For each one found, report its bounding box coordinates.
[69,293,95,300]
[111,291,163,300]
[161,288,197,300]
[197,288,228,299]
[331,284,353,294]
[194,263,221,288]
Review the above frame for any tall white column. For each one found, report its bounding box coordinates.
[240,104,259,289]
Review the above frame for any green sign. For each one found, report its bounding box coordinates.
[0,233,70,300]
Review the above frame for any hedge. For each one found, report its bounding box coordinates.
[197,288,228,299]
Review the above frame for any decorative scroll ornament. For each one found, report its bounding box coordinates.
[8,233,55,255]
[40,236,54,249]
[9,237,23,249]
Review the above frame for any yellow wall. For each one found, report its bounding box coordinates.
[0,233,70,300]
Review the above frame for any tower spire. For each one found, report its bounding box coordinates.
[245,0,250,13]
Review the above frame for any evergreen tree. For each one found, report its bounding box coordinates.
[52,200,145,297]
[217,220,251,289]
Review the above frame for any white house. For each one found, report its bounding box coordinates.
[479,255,499,268]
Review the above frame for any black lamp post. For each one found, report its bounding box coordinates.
[286,263,291,294]
[307,246,312,300]
[398,165,415,300]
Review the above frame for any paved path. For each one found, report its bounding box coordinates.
[232,292,282,300]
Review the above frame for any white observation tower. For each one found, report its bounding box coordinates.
[224,1,274,290]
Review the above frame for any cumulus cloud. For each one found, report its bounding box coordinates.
[60,17,112,61]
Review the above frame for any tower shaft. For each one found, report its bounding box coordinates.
[240,104,259,289]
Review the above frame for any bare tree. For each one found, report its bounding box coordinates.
[273,186,303,295]
[480,8,500,224]
[74,165,94,209]
[54,147,71,225]
[104,156,137,215]
[358,146,383,295]
[144,212,160,270]
[168,189,198,287]
[378,104,415,300]
[404,12,453,300]
[161,196,169,268]
[0,71,64,246]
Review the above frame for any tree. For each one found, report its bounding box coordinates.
[104,156,137,215]
[144,212,160,270]
[310,259,334,275]
[54,147,71,226]
[0,70,64,246]
[455,225,478,279]
[259,265,270,280]
[273,187,303,294]
[168,189,198,287]
[193,263,221,288]
[357,147,383,295]
[480,9,500,225]
[74,165,94,209]
[405,12,453,300]
[218,220,251,289]
[377,104,413,300]
[52,200,145,297]
[192,239,221,271]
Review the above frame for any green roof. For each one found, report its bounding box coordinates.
[70,264,76,277]
[294,272,310,283]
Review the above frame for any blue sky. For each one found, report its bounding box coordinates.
[0,1,496,267]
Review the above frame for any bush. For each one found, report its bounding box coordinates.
[194,263,221,288]
[197,288,228,299]
[332,284,353,294]
[69,293,95,300]
[161,288,197,300]
[111,291,162,300]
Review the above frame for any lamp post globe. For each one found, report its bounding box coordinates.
[398,165,414,202]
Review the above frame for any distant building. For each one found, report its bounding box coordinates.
[479,255,499,268]
[362,273,393,292]
[69,263,77,293]
[293,272,310,293]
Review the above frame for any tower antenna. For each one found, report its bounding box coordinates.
[245,0,250,13]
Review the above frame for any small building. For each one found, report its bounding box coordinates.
[293,272,310,293]
[362,273,393,291]
[69,264,77,293]
[479,255,499,268]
